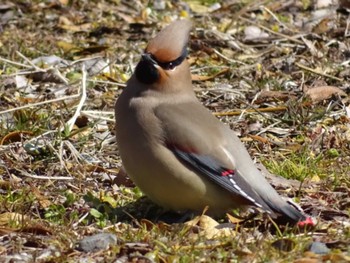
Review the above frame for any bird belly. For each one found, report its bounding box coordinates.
[121,144,239,215]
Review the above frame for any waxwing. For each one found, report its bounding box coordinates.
[115,19,313,226]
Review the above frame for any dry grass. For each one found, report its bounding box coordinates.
[0,0,349,261]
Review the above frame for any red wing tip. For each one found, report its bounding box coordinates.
[221,169,235,176]
[297,217,316,227]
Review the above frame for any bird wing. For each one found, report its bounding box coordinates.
[154,101,308,223]
[167,144,273,212]
[155,102,273,211]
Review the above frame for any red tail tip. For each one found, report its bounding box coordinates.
[297,217,316,227]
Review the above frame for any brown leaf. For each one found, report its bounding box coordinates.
[28,70,65,84]
[226,213,244,224]
[305,86,347,103]
[257,90,297,103]
[31,186,52,209]
[0,227,15,235]
[313,18,334,34]
[20,223,52,235]
[0,131,33,145]
[248,134,269,144]
[112,166,135,187]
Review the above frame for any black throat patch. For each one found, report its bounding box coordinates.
[135,56,160,85]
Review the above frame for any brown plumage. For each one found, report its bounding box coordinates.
[115,19,314,225]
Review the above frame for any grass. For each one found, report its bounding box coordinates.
[0,0,350,261]
[263,151,323,181]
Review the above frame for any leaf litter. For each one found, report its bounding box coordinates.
[0,0,349,262]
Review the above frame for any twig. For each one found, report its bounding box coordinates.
[63,140,84,163]
[262,7,289,30]
[192,67,230,81]
[0,56,32,69]
[0,93,81,115]
[52,68,69,85]
[238,91,261,120]
[18,169,74,180]
[88,79,126,88]
[256,120,282,136]
[214,106,287,116]
[81,110,114,115]
[70,55,103,65]
[213,49,247,65]
[25,130,56,144]
[81,110,115,122]
[345,13,350,37]
[295,62,343,82]
[65,64,87,132]
[191,65,229,73]
[72,212,90,228]
[16,51,45,72]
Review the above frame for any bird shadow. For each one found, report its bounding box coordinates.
[87,196,307,234]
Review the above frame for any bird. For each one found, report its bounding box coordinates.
[115,19,314,226]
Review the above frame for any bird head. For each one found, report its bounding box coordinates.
[134,20,192,90]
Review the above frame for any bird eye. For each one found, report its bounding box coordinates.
[167,62,176,70]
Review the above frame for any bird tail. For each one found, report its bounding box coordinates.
[262,195,315,226]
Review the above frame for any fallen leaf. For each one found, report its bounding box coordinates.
[31,55,68,67]
[0,212,29,227]
[315,0,335,9]
[0,130,33,145]
[313,18,335,34]
[322,253,350,262]
[0,227,15,235]
[31,186,52,209]
[244,26,269,41]
[305,86,347,103]
[257,90,297,103]
[57,41,77,52]
[113,166,135,187]
[58,16,92,32]
[59,0,69,5]
[186,215,235,239]
[187,1,209,13]
[226,213,244,224]
[310,175,321,182]
[248,134,269,144]
[294,258,320,263]
[28,70,66,84]
[20,223,52,235]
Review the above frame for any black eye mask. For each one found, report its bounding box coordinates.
[135,47,188,84]
[150,47,188,70]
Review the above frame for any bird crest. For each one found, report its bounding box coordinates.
[146,19,192,63]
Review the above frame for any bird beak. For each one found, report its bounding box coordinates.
[141,53,158,66]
